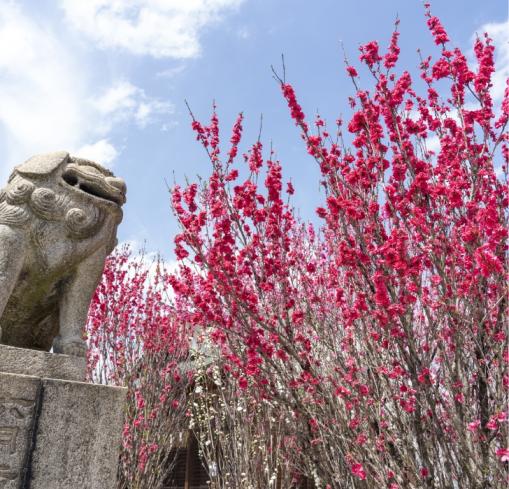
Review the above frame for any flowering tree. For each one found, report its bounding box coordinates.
[86,247,192,489]
[191,351,301,488]
[170,6,508,489]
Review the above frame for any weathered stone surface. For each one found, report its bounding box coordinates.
[0,351,126,489]
[31,378,125,489]
[0,373,39,489]
[0,152,126,357]
[0,345,85,382]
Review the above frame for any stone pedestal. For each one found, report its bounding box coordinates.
[0,345,126,489]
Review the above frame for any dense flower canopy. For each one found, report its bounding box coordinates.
[88,6,508,489]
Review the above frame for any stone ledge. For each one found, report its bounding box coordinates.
[0,344,85,382]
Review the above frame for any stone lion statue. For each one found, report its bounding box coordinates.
[0,151,126,356]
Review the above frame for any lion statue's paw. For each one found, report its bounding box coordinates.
[53,335,87,357]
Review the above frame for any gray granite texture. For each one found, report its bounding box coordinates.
[0,373,39,489]
[0,350,126,488]
[0,344,85,382]
[30,377,126,489]
[0,151,126,357]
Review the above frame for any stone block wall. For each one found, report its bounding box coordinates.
[0,345,125,489]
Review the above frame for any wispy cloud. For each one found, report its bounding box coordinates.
[156,65,187,79]
[92,80,173,130]
[75,139,119,166]
[0,3,87,175]
[473,19,509,103]
[0,3,175,178]
[60,0,244,59]
[236,26,251,40]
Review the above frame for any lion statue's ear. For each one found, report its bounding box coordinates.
[14,151,70,179]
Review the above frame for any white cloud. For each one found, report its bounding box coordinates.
[475,19,509,102]
[0,3,87,176]
[156,65,187,78]
[0,3,173,180]
[60,0,244,59]
[425,135,441,154]
[236,26,250,39]
[93,80,173,129]
[75,139,119,166]
[94,81,139,115]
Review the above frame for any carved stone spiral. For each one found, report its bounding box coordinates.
[0,201,30,226]
[30,188,65,221]
[5,178,35,205]
[65,206,104,239]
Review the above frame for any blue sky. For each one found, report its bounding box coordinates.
[0,0,507,257]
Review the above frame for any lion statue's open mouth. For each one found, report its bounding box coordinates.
[62,160,127,206]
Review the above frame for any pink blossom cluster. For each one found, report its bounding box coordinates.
[86,247,191,487]
[168,8,508,487]
[87,6,508,488]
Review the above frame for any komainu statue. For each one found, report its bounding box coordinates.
[0,151,126,356]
